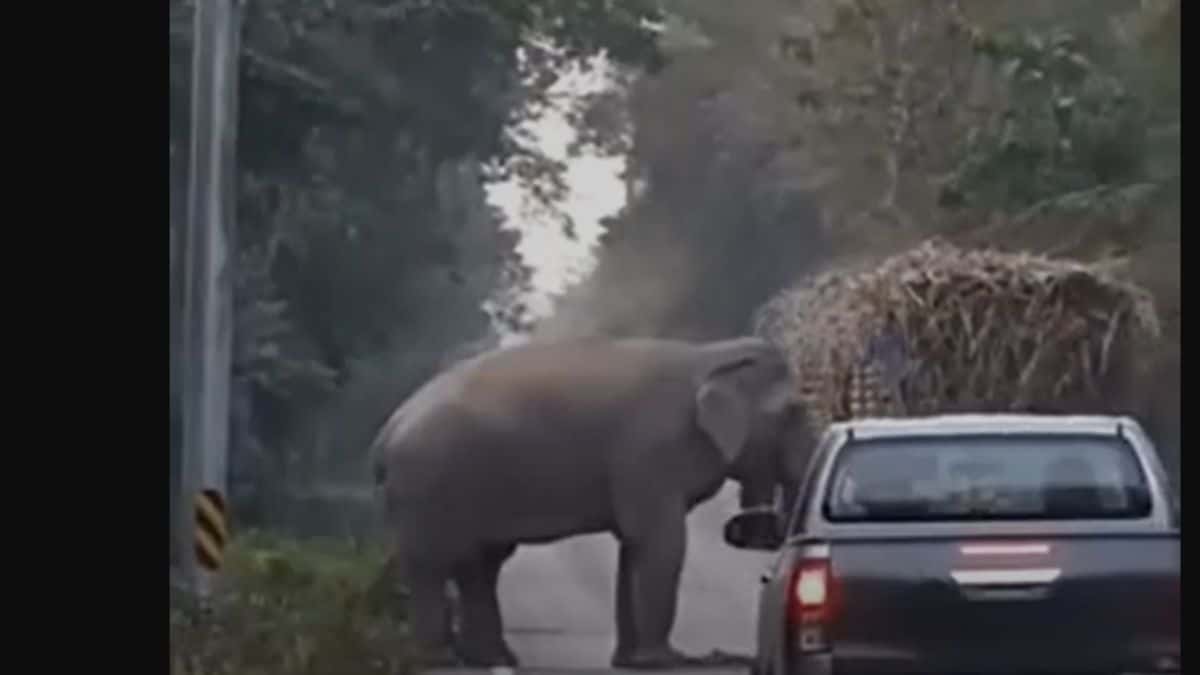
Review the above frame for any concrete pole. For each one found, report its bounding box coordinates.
[175,0,242,598]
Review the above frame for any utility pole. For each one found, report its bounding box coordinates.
[175,0,243,598]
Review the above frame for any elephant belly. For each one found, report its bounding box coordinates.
[484,512,615,546]
[460,437,616,545]
[383,409,621,551]
[468,466,615,545]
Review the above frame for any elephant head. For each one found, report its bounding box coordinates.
[694,339,813,511]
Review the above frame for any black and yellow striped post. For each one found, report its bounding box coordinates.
[194,489,229,571]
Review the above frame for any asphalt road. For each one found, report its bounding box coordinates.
[426,483,773,674]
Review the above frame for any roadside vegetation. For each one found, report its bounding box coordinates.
[170,534,410,675]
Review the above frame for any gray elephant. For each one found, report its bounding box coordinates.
[370,336,811,669]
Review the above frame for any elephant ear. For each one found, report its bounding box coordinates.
[696,359,754,465]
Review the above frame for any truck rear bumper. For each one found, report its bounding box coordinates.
[783,640,1179,675]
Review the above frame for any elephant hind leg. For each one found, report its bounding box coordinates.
[452,543,519,667]
[392,554,458,667]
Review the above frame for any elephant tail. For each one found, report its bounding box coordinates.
[366,414,394,488]
[368,439,399,528]
[373,462,386,488]
[370,446,387,487]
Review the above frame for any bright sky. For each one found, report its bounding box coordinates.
[484,59,628,320]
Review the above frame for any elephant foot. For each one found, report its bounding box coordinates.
[610,645,701,670]
[455,639,519,668]
[694,649,755,667]
[410,643,461,669]
[613,645,754,670]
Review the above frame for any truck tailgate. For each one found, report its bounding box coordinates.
[828,534,1180,674]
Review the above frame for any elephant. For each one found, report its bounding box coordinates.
[369,336,813,669]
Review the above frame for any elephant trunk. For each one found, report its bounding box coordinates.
[737,480,776,510]
[778,481,800,520]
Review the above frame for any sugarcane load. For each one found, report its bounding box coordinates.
[755,238,1161,432]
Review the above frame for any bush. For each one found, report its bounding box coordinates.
[169,532,416,675]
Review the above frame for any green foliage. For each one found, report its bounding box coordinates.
[170,533,410,675]
[937,1,1178,353]
[943,15,1175,216]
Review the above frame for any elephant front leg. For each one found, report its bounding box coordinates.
[613,501,699,669]
[612,542,637,665]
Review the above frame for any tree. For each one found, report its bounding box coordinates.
[540,0,835,340]
[169,0,663,511]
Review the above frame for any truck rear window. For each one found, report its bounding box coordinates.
[823,433,1152,522]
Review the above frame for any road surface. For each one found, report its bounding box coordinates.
[427,483,773,674]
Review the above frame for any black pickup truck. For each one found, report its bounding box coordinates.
[725,414,1180,675]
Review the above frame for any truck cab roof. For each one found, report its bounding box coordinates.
[827,413,1143,440]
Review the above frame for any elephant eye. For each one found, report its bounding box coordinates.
[779,400,804,423]
[768,393,796,420]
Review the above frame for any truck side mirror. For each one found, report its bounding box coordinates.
[723,507,784,551]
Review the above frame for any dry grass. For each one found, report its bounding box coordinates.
[756,238,1160,432]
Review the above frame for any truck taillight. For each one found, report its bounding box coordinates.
[795,563,829,607]
[788,555,835,654]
